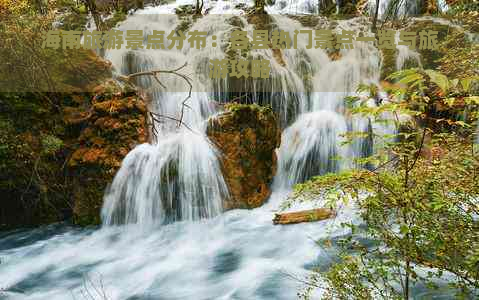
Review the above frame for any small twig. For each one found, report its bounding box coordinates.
[124,62,188,82]
[279,269,321,288]
[149,111,197,133]
[409,127,427,172]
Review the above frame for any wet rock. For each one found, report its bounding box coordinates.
[206,103,280,209]
[67,80,147,225]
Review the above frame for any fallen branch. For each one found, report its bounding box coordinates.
[273,208,335,225]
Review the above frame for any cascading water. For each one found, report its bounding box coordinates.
[276,110,351,186]
[101,9,235,226]
[101,132,228,226]
[368,0,422,18]
[396,30,422,70]
[271,15,392,186]
[268,0,320,14]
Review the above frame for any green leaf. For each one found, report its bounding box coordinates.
[398,74,423,86]
[464,96,479,105]
[444,98,456,107]
[453,120,471,128]
[460,78,472,92]
[450,78,459,89]
[400,225,409,234]
[425,69,449,93]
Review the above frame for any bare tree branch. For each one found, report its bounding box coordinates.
[118,62,196,139]
[278,269,321,288]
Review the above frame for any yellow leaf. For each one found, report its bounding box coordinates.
[464,96,479,105]
[444,98,456,107]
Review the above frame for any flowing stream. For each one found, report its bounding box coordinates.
[0,1,435,299]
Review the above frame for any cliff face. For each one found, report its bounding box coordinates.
[206,103,281,209]
[0,50,114,230]
[0,79,148,229]
[66,80,148,225]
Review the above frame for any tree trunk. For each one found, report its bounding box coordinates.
[84,0,104,31]
[135,0,144,9]
[195,0,203,14]
[372,0,380,32]
[33,0,47,14]
[273,208,335,225]
[319,0,334,15]
[255,0,266,13]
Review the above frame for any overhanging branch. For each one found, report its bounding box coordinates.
[118,62,195,138]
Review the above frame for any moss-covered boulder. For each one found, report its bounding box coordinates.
[66,80,147,225]
[206,103,280,209]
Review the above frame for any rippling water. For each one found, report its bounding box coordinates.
[0,191,357,300]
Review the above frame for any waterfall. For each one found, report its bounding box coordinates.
[437,0,448,12]
[276,110,351,186]
[254,0,449,17]
[270,15,391,186]
[102,132,228,226]
[368,0,421,18]
[8,2,468,300]
[368,0,451,18]
[396,30,422,70]
[99,1,396,226]
[102,8,235,226]
[268,0,320,14]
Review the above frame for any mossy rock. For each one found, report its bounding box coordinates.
[68,81,148,225]
[288,15,320,28]
[206,103,280,209]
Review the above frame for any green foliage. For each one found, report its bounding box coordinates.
[103,10,127,30]
[359,68,479,132]
[405,20,451,70]
[0,8,111,93]
[41,134,64,155]
[292,70,479,299]
[301,137,479,299]
[437,32,479,79]
[0,119,29,173]
[386,68,479,96]
[447,1,479,16]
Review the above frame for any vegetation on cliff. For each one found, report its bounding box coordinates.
[0,83,147,229]
[0,1,146,228]
[290,69,479,299]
